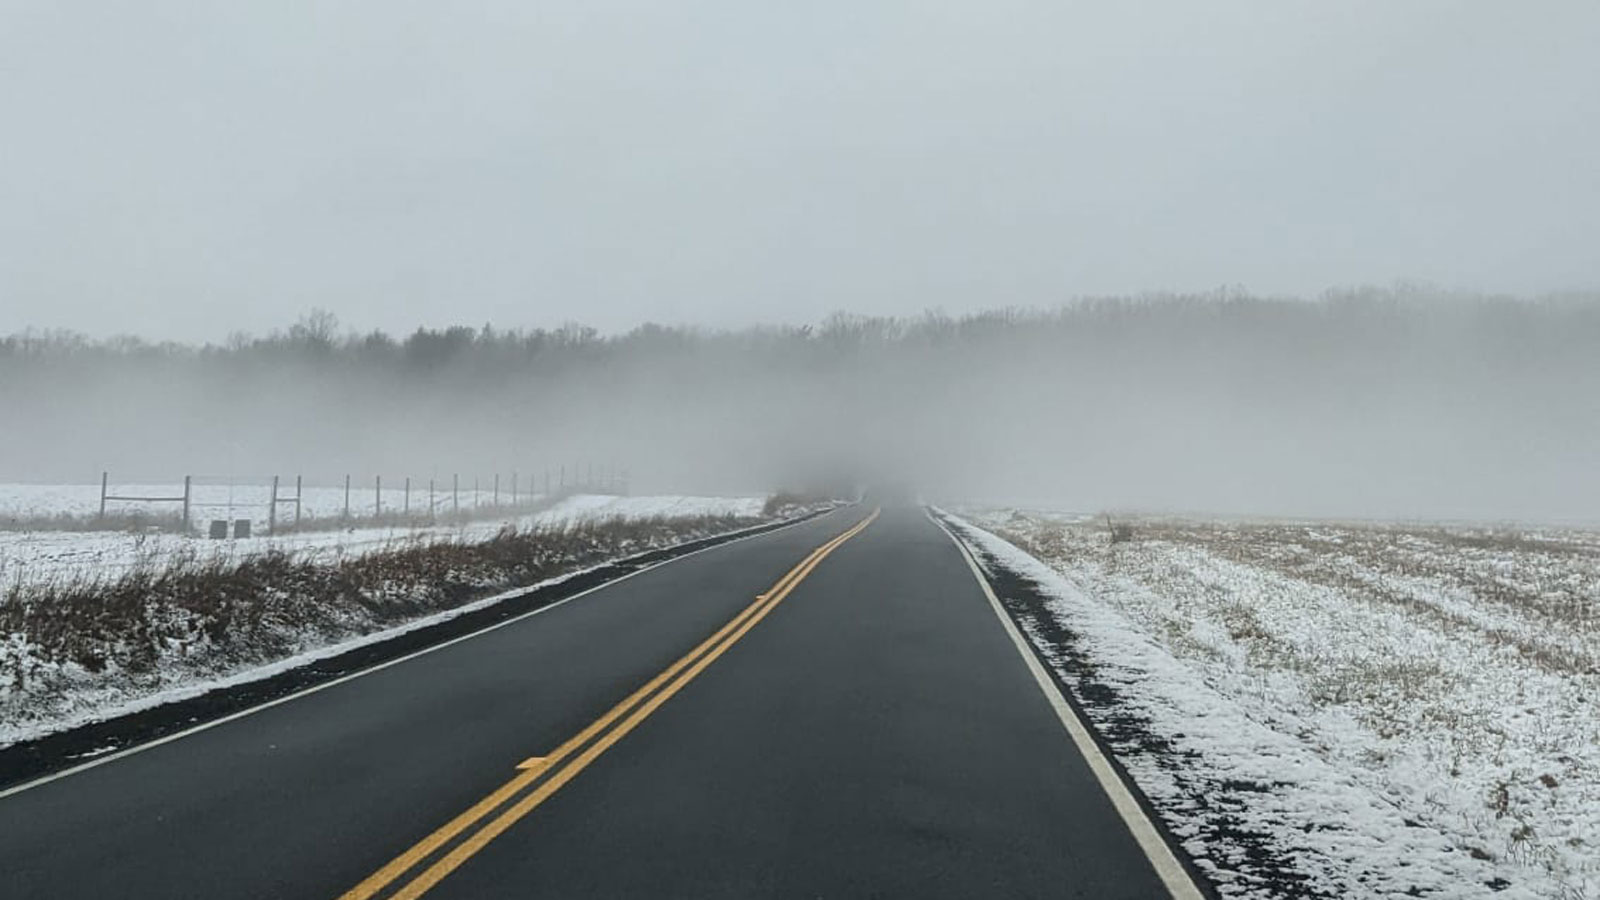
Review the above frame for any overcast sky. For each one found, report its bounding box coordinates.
[3,1,1597,341]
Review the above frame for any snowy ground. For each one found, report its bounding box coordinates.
[1,493,778,748]
[948,509,1600,900]
[527,493,764,526]
[0,479,524,526]
[0,493,766,593]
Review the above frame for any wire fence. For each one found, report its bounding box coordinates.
[95,465,631,537]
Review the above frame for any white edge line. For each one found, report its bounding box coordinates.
[927,509,1206,900]
[0,508,844,801]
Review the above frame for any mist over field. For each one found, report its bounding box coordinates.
[4,286,1597,523]
[4,4,1597,524]
[4,6,1600,895]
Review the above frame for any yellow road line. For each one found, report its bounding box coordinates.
[389,509,877,899]
[339,519,853,900]
[339,509,878,900]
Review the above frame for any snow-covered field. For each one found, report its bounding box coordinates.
[0,492,776,747]
[949,509,1600,900]
[0,479,531,526]
[0,491,766,593]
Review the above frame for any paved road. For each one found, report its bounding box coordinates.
[0,505,1197,899]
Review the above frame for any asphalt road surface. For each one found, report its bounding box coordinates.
[0,505,1202,899]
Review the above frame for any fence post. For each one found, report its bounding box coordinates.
[99,471,108,520]
[269,475,279,536]
[474,477,480,510]
[182,475,192,533]
[404,477,411,516]
[375,475,382,519]
[512,472,518,506]
[344,474,351,521]
[453,474,459,515]
[494,473,500,507]
[295,475,303,526]
[429,479,436,521]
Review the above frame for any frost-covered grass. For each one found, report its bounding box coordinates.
[0,492,779,746]
[0,508,775,747]
[0,493,767,592]
[528,493,766,526]
[950,509,1600,900]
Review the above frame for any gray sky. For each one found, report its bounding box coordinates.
[3,1,1597,341]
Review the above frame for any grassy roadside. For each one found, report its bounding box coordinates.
[0,514,769,749]
[959,508,1600,898]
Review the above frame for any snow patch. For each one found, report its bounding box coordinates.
[946,509,1598,900]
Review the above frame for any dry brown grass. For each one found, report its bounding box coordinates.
[0,514,754,696]
[762,490,841,517]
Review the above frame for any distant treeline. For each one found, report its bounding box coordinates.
[6,285,1599,374]
[5,285,1600,521]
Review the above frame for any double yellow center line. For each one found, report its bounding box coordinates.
[340,508,880,900]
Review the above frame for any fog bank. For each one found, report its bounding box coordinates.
[4,287,1598,524]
